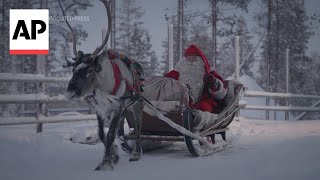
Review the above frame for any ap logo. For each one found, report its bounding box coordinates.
[10,9,49,55]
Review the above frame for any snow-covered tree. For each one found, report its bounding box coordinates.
[149,51,164,76]
[254,0,320,119]
[0,0,91,116]
[161,0,251,75]
[255,0,314,94]
[161,39,170,73]
[0,0,90,77]
[49,0,90,78]
[217,16,257,78]
[116,0,159,77]
[309,52,320,95]
[116,0,144,55]
[207,0,251,69]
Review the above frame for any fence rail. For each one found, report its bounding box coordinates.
[0,114,97,126]
[244,91,320,99]
[0,94,70,104]
[19,107,90,116]
[1,91,320,114]
[244,105,320,112]
[1,73,320,128]
[0,73,70,83]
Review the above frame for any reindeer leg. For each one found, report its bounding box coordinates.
[129,99,144,161]
[117,110,133,153]
[95,107,124,170]
[95,114,108,170]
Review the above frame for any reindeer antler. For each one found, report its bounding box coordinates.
[63,57,76,68]
[59,0,111,67]
[92,0,112,58]
[58,0,78,58]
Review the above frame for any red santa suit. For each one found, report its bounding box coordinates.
[164,44,227,113]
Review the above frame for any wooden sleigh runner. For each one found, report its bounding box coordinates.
[119,78,246,156]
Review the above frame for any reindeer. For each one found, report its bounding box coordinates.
[59,0,145,170]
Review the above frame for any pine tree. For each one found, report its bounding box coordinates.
[207,0,251,68]
[310,52,320,95]
[116,0,144,56]
[49,0,90,78]
[217,16,256,78]
[0,0,91,116]
[255,0,314,94]
[116,0,159,77]
[255,0,319,119]
[161,39,170,73]
[161,0,251,74]
[187,21,213,66]
[150,51,164,76]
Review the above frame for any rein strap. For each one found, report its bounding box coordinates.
[110,61,121,95]
[107,49,144,96]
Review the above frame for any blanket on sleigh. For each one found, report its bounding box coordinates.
[142,76,239,131]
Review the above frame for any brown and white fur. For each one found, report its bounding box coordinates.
[65,51,144,170]
[59,0,144,170]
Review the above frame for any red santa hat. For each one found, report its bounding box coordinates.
[184,44,211,74]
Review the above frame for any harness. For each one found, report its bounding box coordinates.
[107,49,144,96]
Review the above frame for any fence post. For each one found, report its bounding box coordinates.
[178,0,183,63]
[285,48,290,120]
[36,55,47,132]
[168,23,174,71]
[235,35,240,81]
[110,0,116,50]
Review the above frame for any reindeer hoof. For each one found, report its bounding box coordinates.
[94,162,114,171]
[112,154,120,164]
[129,157,139,162]
[94,166,101,171]
[94,154,119,171]
[129,153,141,161]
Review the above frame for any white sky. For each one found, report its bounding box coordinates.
[76,0,320,59]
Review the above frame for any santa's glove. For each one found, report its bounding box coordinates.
[203,73,216,86]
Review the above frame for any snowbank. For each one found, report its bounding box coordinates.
[0,119,319,180]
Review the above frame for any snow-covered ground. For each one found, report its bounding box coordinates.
[1,119,320,180]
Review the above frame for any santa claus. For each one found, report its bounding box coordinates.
[164,44,227,113]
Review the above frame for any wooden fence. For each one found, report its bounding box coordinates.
[1,73,320,130]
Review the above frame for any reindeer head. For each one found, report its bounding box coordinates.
[64,51,104,100]
[59,0,111,100]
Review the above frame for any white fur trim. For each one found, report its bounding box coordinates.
[175,57,205,100]
[193,109,218,131]
[209,79,227,100]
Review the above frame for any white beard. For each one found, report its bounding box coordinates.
[175,57,205,101]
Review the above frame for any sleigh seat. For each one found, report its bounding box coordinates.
[125,77,245,136]
[121,77,245,156]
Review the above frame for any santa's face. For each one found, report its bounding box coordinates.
[176,55,206,100]
[186,55,197,62]
[177,55,205,72]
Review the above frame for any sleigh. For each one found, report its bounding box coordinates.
[120,77,246,156]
